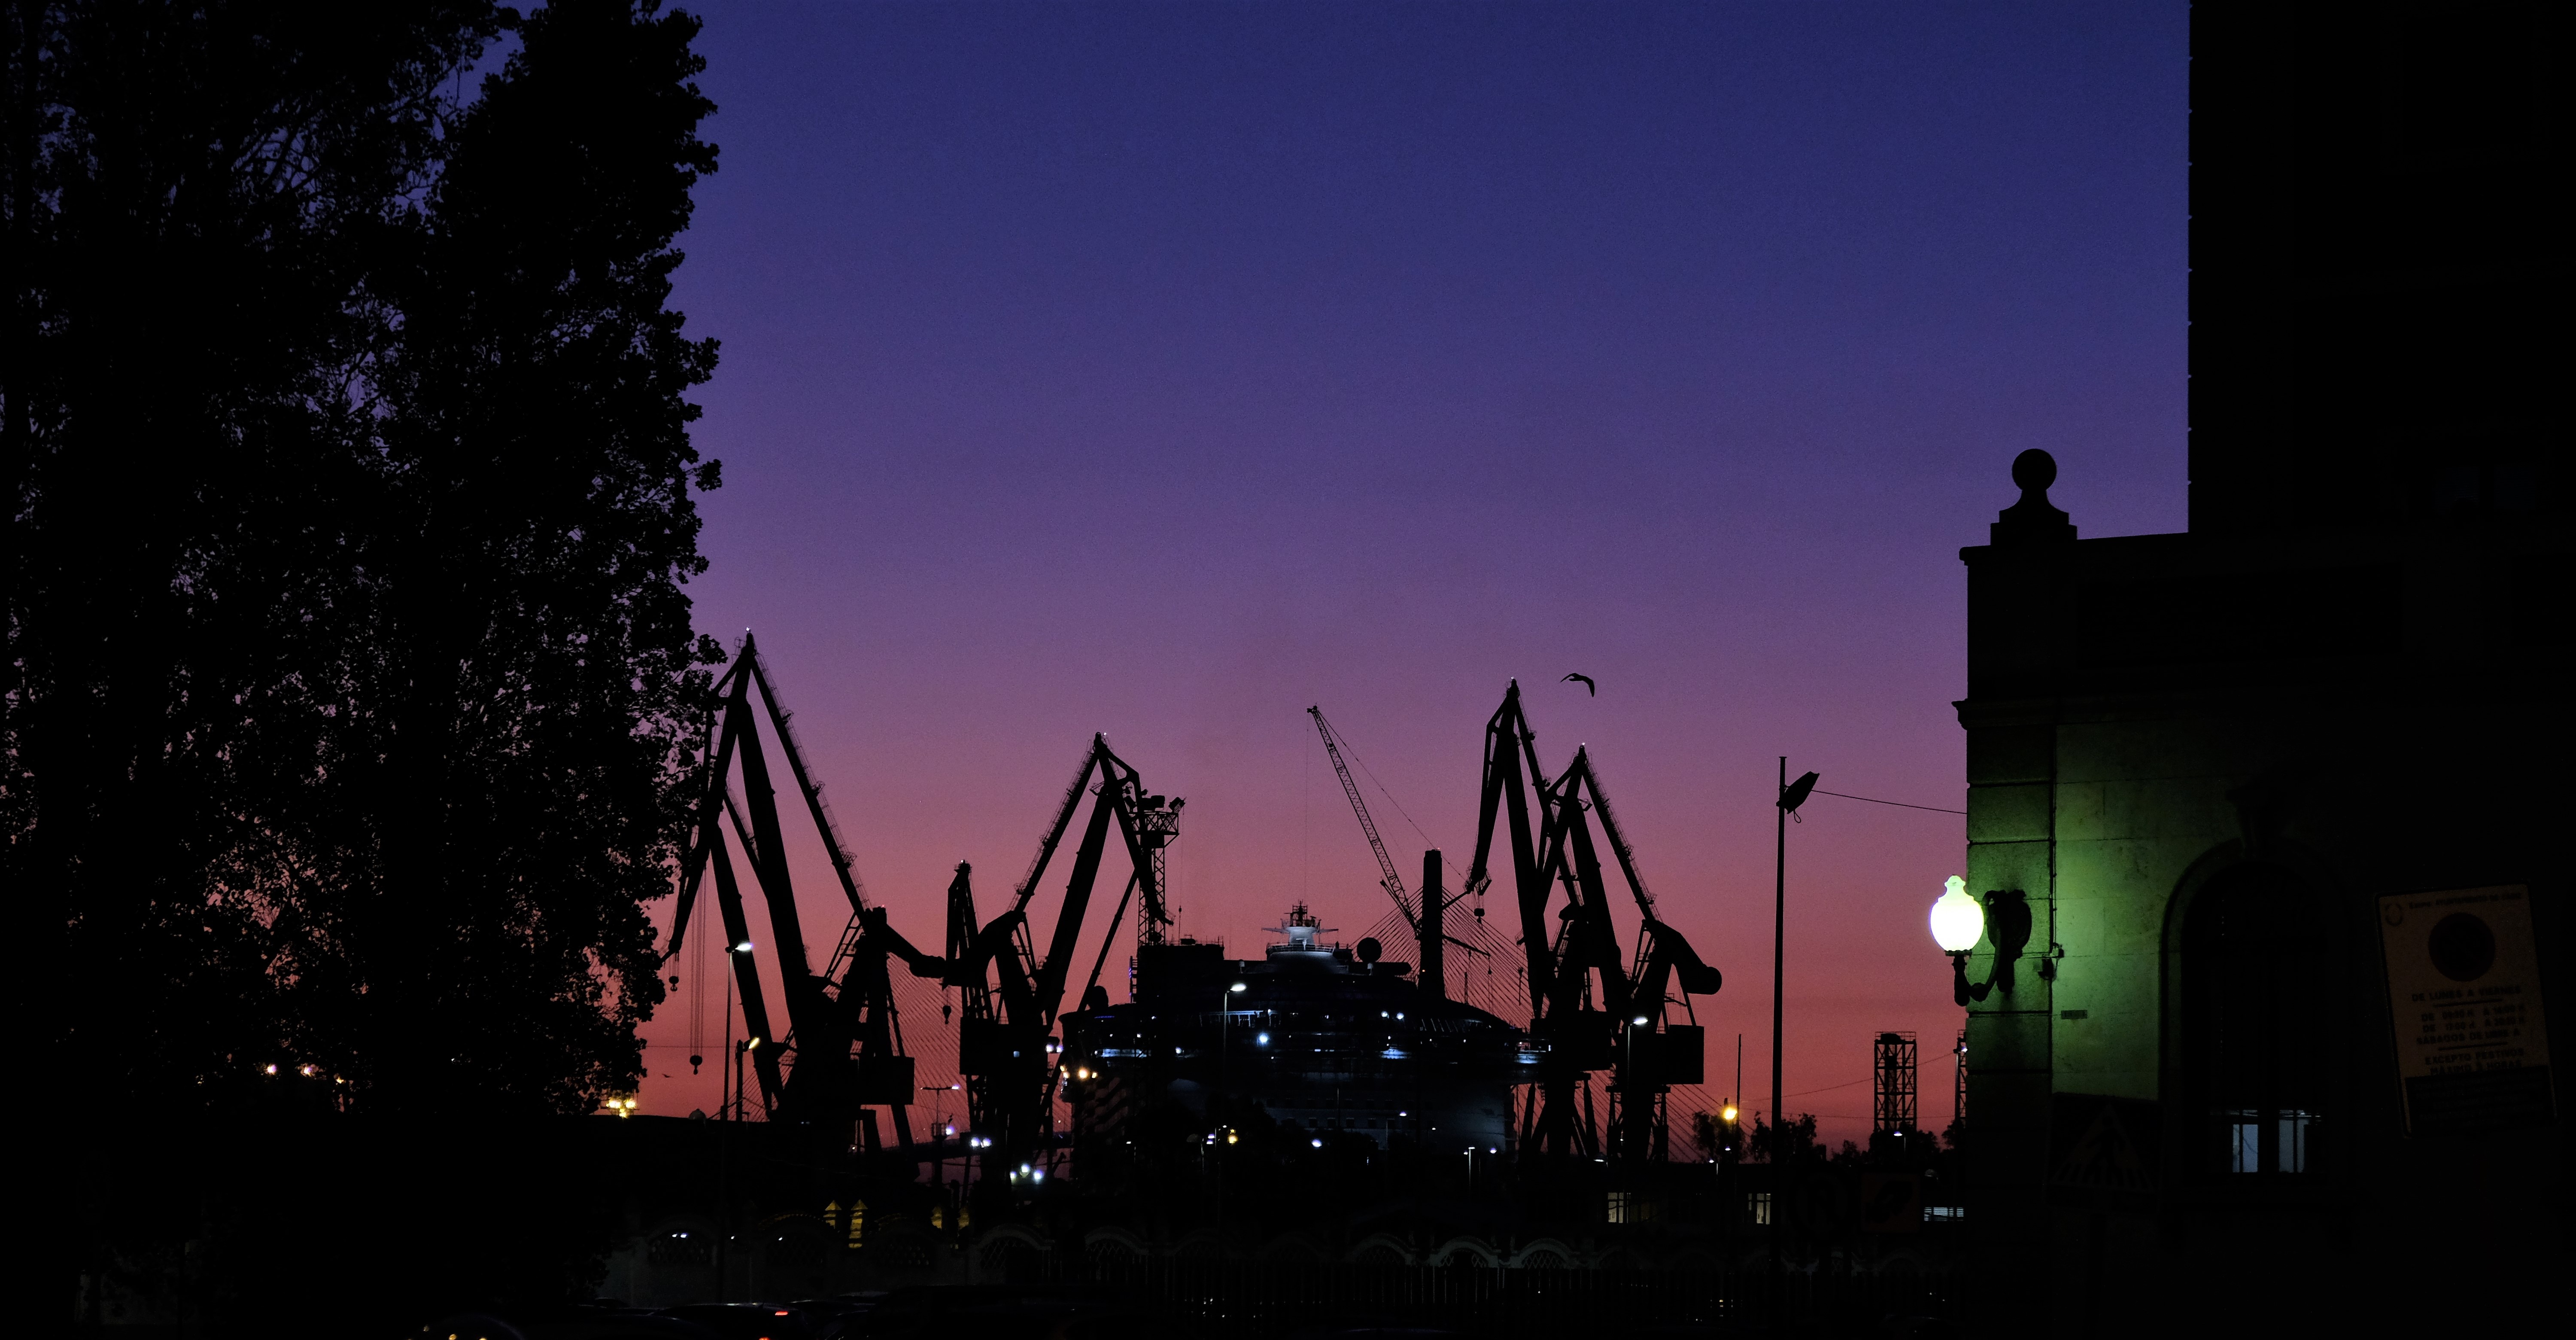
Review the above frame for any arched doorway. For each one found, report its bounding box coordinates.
[2179,863,2333,1176]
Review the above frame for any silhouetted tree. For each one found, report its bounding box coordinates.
[1689,1109,1722,1160]
[8,0,714,1118]
[7,1,719,1329]
[1687,1106,1744,1162]
[1747,1111,1823,1163]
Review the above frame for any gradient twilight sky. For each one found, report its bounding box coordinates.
[632,0,2190,1147]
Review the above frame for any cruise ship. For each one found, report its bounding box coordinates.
[1064,904,1529,1155]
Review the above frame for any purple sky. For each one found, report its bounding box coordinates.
[635,0,2189,1148]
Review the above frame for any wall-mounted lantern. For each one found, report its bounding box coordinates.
[1931,876,1988,1005]
[1932,877,2035,1005]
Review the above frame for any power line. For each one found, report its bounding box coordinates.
[1781,1076,1873,1098]
[1813,789,1964,815]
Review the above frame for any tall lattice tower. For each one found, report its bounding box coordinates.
[1873,1031,1919,1134]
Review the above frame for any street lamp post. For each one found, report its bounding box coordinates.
[1770,761,1817,1276]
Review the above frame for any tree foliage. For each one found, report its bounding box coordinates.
[1687,1106,1744,1162]
[1746,1111,1823,1164]
[4,0,721,1123]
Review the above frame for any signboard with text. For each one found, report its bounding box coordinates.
[2379,884,2555,1133]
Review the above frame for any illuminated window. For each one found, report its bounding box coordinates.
[2226,1110,2258,1173]
[1747,1192,1771,1225]
[2184,865,2330,1176]
[2279,1109,2315,1172]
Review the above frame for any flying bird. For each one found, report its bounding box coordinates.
[1562,673,1596,696]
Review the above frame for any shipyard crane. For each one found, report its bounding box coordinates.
[1306,706,1482,1000]
[1308,706,1416,925]
[1309,705,1494,1001]
[944,734,1177,1176]
[664,636,944,1145]
[1535,748,1722,1160]
[1461,681,1722,1161]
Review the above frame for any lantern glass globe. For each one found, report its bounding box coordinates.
[1930,875,1984,953]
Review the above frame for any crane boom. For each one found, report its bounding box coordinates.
[1309,706,1416,928]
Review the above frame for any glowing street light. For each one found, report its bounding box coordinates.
[1930,875,1983,951]
[1931,875,1990,1005]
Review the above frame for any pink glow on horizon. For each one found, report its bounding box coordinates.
[634,659,1975,1150]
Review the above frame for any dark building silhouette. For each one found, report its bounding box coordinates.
[1956,3,2568,1328]
[2190,4,2566,529]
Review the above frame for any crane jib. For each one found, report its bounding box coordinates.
[1309,705,1418,928]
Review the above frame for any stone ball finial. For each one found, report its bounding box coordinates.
[2011,448,2057,496]
[1990,448,2074,545]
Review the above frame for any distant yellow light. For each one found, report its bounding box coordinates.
[1721,1105,1739,1123]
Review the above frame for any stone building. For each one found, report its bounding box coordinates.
[1954,4,2568,1329]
